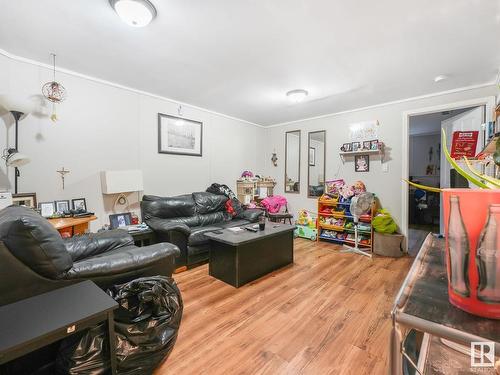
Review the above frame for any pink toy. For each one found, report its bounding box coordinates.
[260,195,287,213]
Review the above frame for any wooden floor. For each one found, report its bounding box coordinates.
[156,239,413,375]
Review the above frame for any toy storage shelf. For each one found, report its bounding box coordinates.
[317,197,374,254]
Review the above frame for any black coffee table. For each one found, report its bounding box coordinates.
[205,223,295,287]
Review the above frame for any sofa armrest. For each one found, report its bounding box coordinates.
[66,242,179,279]
[237,208,264,222]
[64,230,134,262]
[146,218,191,236]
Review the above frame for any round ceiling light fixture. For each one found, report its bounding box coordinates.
[286,89,309,103]
[109,0,157,27]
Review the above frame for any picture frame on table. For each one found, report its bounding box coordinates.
[38,202,56,218]
[309,147,316,166]
[158,113,203,157]
[12,193,37,208]
[109,212,133,229]
[55,200,70,213]
[71,198,87,212]
[355,155,370,172]
[362,141,371,150]
[370,139,379,150]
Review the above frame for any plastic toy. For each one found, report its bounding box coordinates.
[294,210,318,241]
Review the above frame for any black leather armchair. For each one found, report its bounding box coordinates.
[0,206,179,306]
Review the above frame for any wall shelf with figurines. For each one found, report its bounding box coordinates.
[339,139,385,164]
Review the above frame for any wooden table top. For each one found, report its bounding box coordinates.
[48,215,97,230]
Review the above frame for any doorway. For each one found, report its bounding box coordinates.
[407,106,485,255]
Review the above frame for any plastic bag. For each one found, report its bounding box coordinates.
[108,276,183,375]
[372,209,398,234]
[55,322,110,375]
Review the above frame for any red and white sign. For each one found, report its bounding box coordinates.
[450,131,479,159]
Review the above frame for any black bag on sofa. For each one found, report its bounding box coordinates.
[206,183,243,216]
[55,276,183,375]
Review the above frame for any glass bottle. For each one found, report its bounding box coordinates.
[476,204,500,303]
[447,196,470,296]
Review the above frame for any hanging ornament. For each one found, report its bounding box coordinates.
[42,53,67,122]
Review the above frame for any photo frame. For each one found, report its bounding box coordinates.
[342,143,352,152]
[352,142,361,152]
[109,212,132,229]
[309,147,316,166]
[355,155,370,172]
[55,200,70,213]
[158,113,203,157]
[71,198,87,211]
[38,202,55,218]
[12,193,37,208]
[370,139,379,150]
[362,141,371,151]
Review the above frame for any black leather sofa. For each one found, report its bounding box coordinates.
[141,192,263,267]
[0,205,179,306]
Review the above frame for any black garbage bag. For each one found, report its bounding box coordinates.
[55,322,110,375]
[108,276,183,375]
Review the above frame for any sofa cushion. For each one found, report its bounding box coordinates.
[198,211,227,227]
[192,192,228,214]
[162,216,200,228]
[141,194,195,220]
[188,226,221,246]
[0,205,73,278]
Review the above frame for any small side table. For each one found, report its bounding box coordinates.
[48,215,98,237]
[0,281,118,374]
[130,228,156,247]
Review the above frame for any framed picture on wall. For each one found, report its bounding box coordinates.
[12,193,37,208]
[355,155,370,172]
[158,113,203,157]
[309,147,316,166]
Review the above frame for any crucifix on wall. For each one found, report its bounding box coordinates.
[57,167,70,189]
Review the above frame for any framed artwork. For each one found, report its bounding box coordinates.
[309,147,316,166]
[342,143,352,152]
[38,202,55,218]
[370,139,379,150]
[352,142,361,152]
[158,113,203,157]
[55,200,70,213]
[362,141,371,150]
[109,212,132,229]
[12,193,37,208]
[355,155,370,172]
[72,198,87,211]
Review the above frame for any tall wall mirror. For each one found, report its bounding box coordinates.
[308,130,326,198]
[285,130,301,193]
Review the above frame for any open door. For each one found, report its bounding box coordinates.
[440,106,485,232]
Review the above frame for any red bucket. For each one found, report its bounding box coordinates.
[442,188,500,318]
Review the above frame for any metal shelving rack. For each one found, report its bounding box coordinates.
[390,234,500,374]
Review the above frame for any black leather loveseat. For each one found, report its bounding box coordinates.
[0,205,179,306]
[141,192,263,267]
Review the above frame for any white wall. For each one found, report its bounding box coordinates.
[261,85,497,231]
[0,53,263,230]
[409,133,440,187]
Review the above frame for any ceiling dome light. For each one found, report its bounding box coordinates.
[109,0,157,27]
[286,89,309,103]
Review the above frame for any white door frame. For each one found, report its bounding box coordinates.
[401,96,496,250]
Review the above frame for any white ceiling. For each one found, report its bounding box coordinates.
[0,0,499,126]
